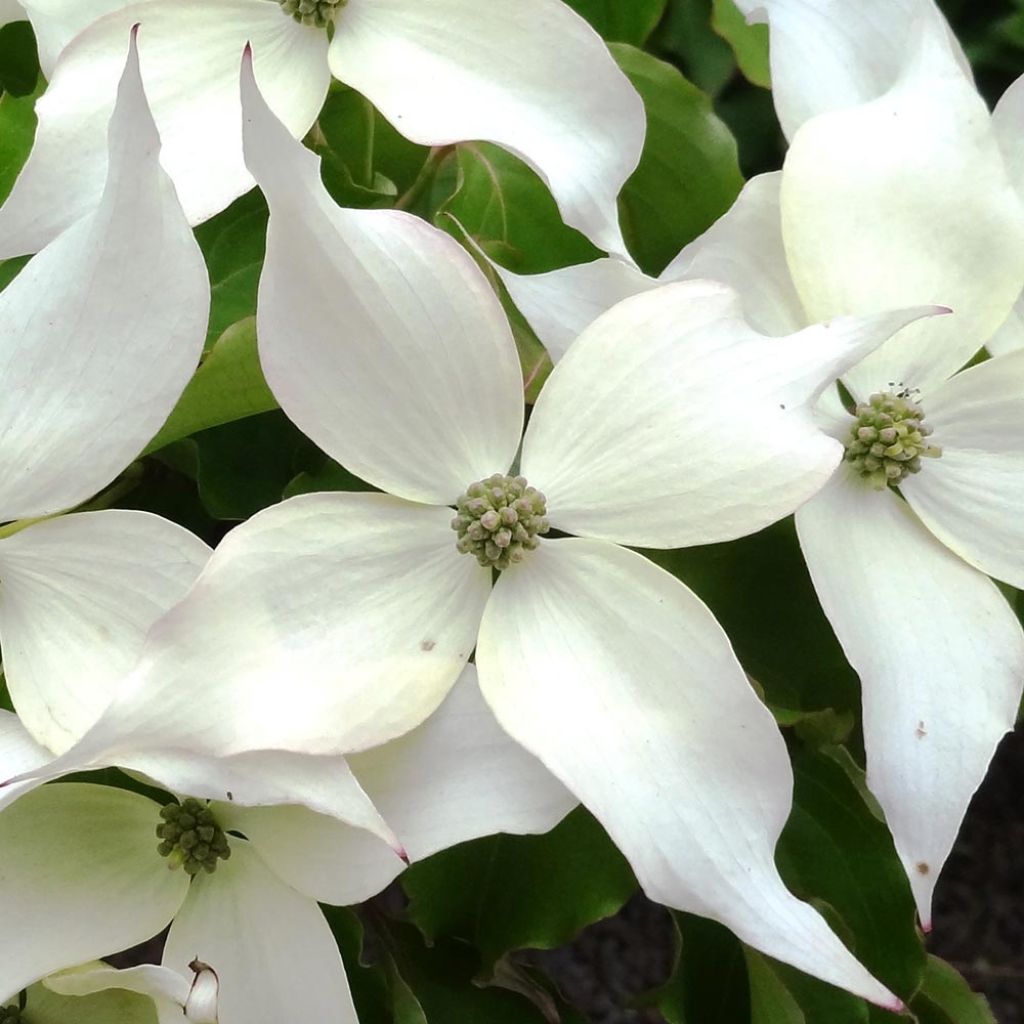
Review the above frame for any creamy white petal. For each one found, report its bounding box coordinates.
[224,664,576,906]
[661,172,806,336]
[985,292,1024,357]
[0,709,48,775]
[796,470,1024,925]
[0,511,210,754]
[781,26,1024,398]
[522,278,940,547]
[0,783,188,1001]
[163,842,358,1024]
[45,493,488,763]
[736,0,970,138]
[0,0,25,30]
[0,0,329,255]
[45,964,189,1012]
[330,0,643,257]
[476,539,899,1007]
[902,349,1024,588]
[241,56,523,505]
[493,257,658,364]
[20,0,133,74]
[0,37,208,516]
[993,74,1024,199]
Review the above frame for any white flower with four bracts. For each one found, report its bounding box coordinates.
[0,0,643,259]
[485,0,1024,927]
[20,55,954,1009]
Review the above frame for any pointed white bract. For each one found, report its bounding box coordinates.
[3,0,641,256]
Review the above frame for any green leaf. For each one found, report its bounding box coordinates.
[434,142,601,273]
[712,0,771,88]
[745,950,806,1024]
[657,915,751,1024]
[909,956,997,1024]
[649,0,737,97]
[194,190,268,346]
[0,86,36,206]
[644,518,860,716]
[777,748,926,1001]
[611,43,744,274]
[144,318,278,454]
[561,0,668,43]
[404,807,636,974]
[0,21,40,96]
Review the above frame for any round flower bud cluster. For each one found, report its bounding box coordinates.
[845,390,941,489]
[452,473,550,570]
[156,798,232,876]
[0,1006,23,1023]
[277,0,346,29]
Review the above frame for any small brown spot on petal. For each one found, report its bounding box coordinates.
[420,639,435,652]
[915,721,927,739]
[916,861,930,875]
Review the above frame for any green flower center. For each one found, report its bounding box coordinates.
[156,798,231,876]
[277,0,346,28]
[844,389,941,490]
[451,473,550,570]
[0,1006,24,1023]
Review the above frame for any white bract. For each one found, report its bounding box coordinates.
[0,666,573,1023]
[0,0,644,259]
[0,32,211,758]
[19,60,954,1008]
[487,1,1024,925]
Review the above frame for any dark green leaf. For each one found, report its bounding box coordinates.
[434,142,601,273]
[777,748,926,1000]
[562,0,668,43]
[194,190,268,346]
[745,949,806,1024]
[612,43,744,274]
[404,807,636,974]
[909,956,997,1024]
[711,0,771,88]
[0,21,39,96]
[648,0,737,97]
[144,318,278,454]
[658,915,750,1024]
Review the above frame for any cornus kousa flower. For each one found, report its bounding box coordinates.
[0,32,211,761]
[26,60,948,1008]
[0,666,573,1023]
[0,0,643,260]
[487,2,1024,926]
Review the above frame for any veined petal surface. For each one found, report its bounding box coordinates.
[0,0,329,255]
[45,963,189,1018]
[0,36,208,517]
[476,539,898,1007]
[522,279,939,547]
[781,26,1024,398]
[330,0,644,257]
[993,74,1024,199]
[985,293,1024,356]
[902,349,1024,588]
[796,470,1024,924]
[20,0,133,74]
[0,709,48,777]
[662,172,806,336]
[224,664,575,906]
[735,0,970,138]
[0,783,188,1001]
[55,493,488,760]
[164,842,358,1024]
[241,57,523,505]
[0,511,210,754]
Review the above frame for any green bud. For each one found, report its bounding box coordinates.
[451,473,550,570]
[157,798,231,877]
[277,0,347,28]
[844,389,941,489]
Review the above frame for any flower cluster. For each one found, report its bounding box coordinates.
[0,1,1021,1022]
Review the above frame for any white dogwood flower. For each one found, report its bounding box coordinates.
[0,665,573,1023]
[26,61,952,1008]
[486,2,1024,925]
[0,0,644,259]
[0,31,211,758]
